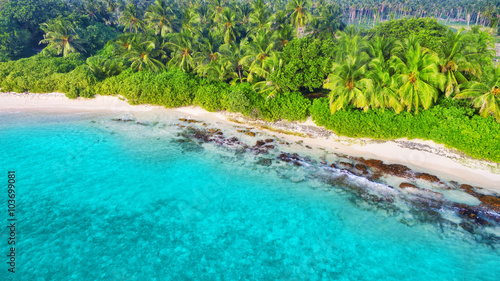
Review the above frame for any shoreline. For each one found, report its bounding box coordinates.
[1,92,499,192]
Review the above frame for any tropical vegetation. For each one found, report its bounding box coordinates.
[1,0,500,162]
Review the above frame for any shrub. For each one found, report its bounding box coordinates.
[193,81,229,112]
[310,97,500,162]
[0,54,84,93]
[94,68,198,107]
[263,91,311,121]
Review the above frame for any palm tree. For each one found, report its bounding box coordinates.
[164,30,197,71]
[39,20,86,57]
[456,67,500,122]
[438,29,475,97]
[251,52,285,98]
[219,9,237,44]
[196,60,237,82]
[286,0,313,36]
[242,30,277,82]
[144,0,176,37]
[249,1,272,34]
[366,36,401,112]
[391,38,445,113]
[335,27,367,62]
[194,34,221,68]
[125,40,165,72]
[208,0,226,23]
[119,3,145,33]
[312,4,345,39]
[219,40,248,83]
[324,52,374,113]
[180,7,201,35]
[114,33,138,54]
[273,24,295,50]
[87,55,126,79]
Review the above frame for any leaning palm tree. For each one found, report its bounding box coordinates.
[119,4,145,33]
[456,66,500,122]
[391,38,445,113]
[144,0,176,37]
[286,0,313,37]
[324,52,374,114]
[39,20,86,57]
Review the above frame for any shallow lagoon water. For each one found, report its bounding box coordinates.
[1,112,499,280]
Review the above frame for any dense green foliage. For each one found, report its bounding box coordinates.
[0,53,85,93]
[0,19,31,61]
[371,18,448,55]
[311,97,500,162]
[95,68,310,121]
[276,37,336,92]
[1,0,500,162]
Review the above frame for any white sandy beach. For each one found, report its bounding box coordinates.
[1,92,500,192]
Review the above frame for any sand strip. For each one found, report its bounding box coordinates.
[1,92,499,192]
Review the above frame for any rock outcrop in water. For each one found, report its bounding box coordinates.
[173,119,500,240]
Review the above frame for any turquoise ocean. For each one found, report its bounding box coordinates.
[1,112,499,280]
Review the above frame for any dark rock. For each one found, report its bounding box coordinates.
[136,122,148,126]
[265,139,274,143]
[179,118,187,122]
[256,140,266,147]
[479,195,500,211]
[279,153,291,162]
[460,184,477,195]
[339,162,354,169]
[459,222,475,234]
[399,182,418,189]
[415,173,440,183]
[330,163,337,168]
[370,172,382,181]
[305,145,312,149]
[320,161,327,165]
[256,158,272,166]
[364,159,384,169]
[363,159,412,178]
[246,132,256,137]
[385,164,412,177]
[293,162,302,166]
[474,217,490,226]
[355,164,367,171]
[264,145,275,150]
